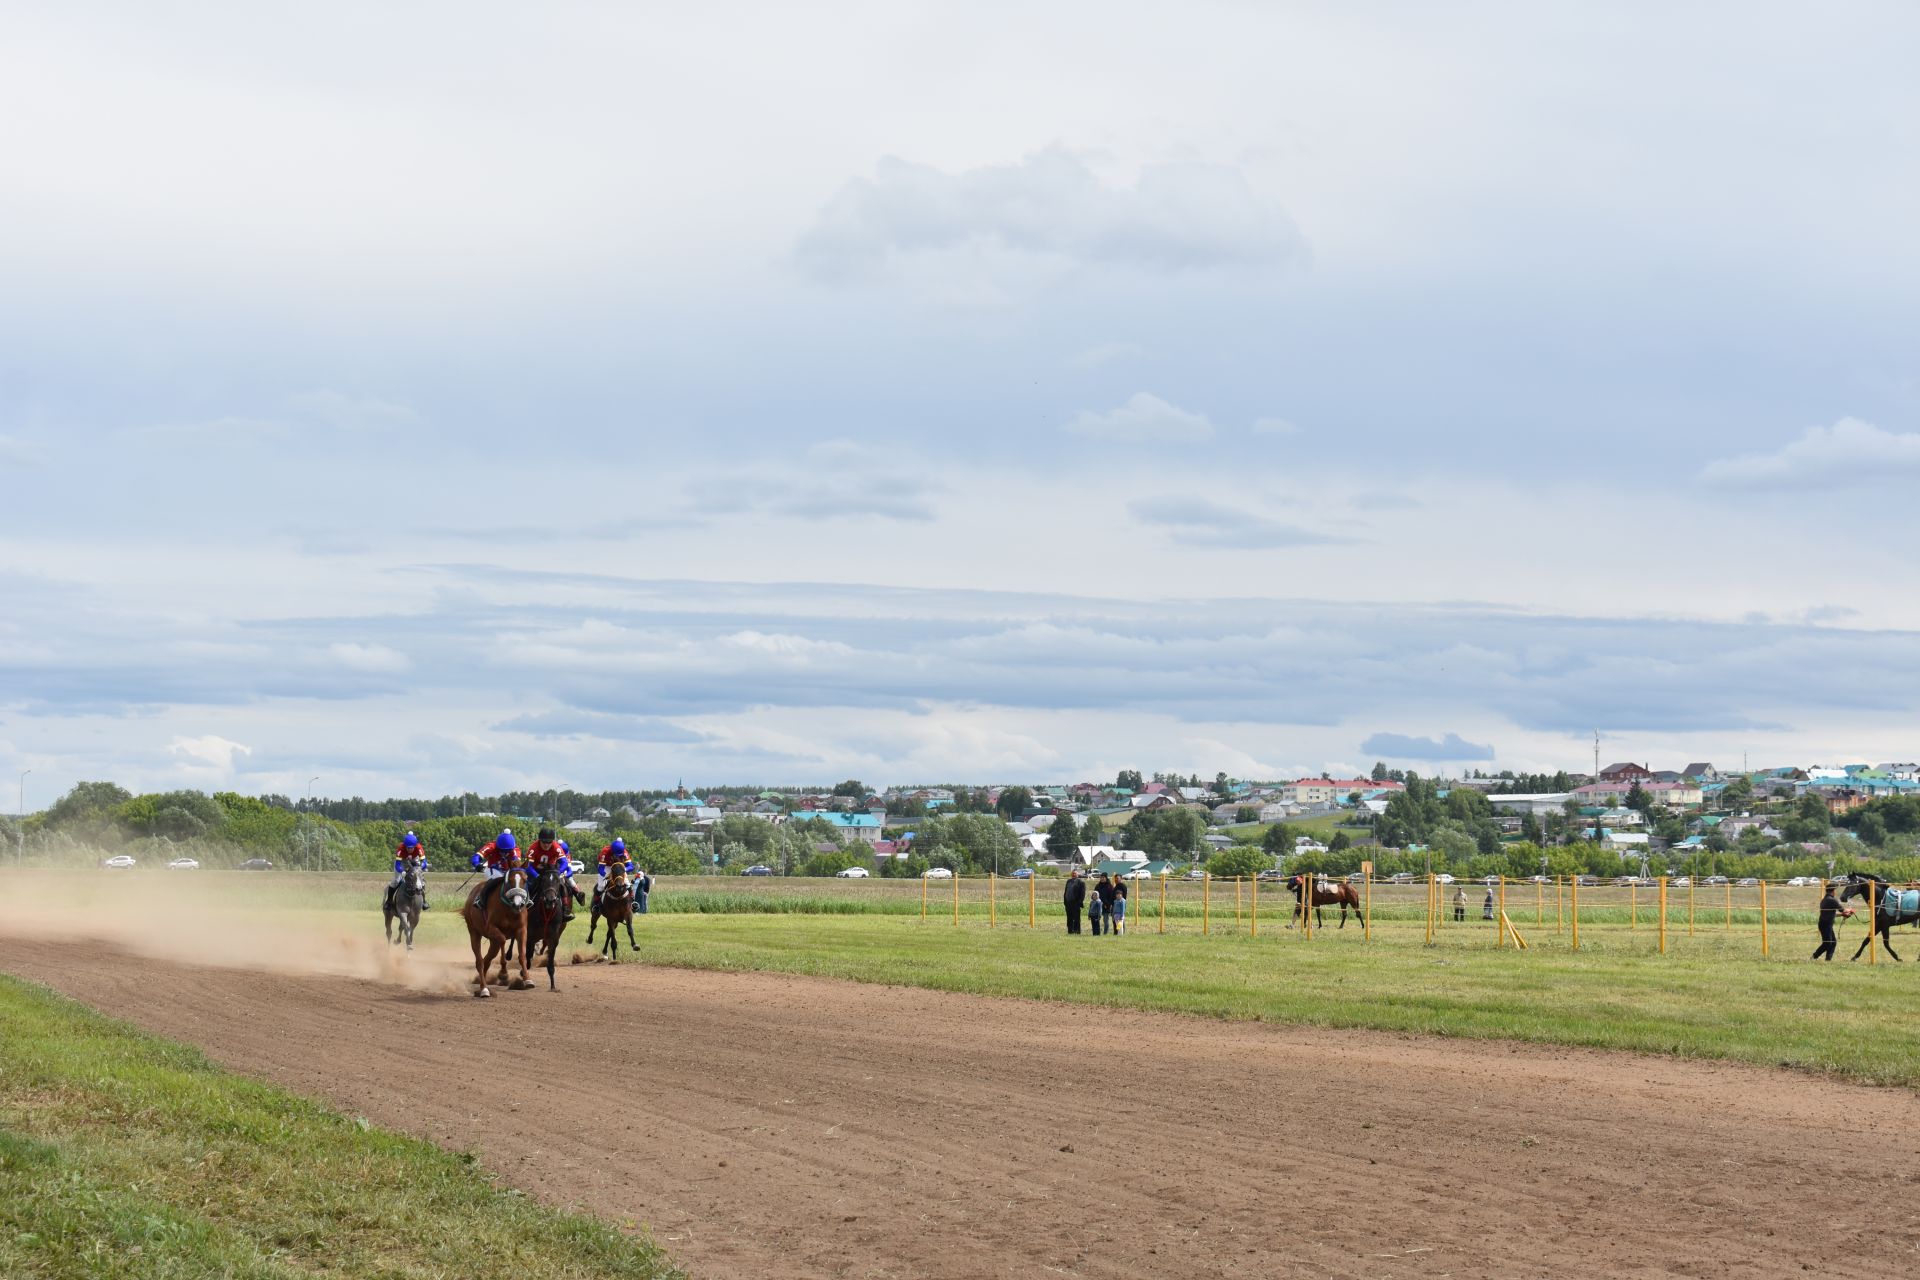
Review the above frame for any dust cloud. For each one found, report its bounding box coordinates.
[0,872,471,994]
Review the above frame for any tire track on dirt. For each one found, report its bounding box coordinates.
[6,942,1919,1278]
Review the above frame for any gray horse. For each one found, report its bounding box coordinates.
[383,857,427,950]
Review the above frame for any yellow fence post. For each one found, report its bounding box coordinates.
[1869,881,1878,966]
[1159,872,1166,935]
[1236,877,1243,931]
[1496,876,1507,949]
[953,871,960,926]
[1029,872,1036,929]
[1687,878,1694,937]
[1759,879,1769,957]
[1363,864,1373,942]
[1251,873,1260,938]
[1571,876,1580,951]
[1658,877,1667,955]
[1203,872,1211,935]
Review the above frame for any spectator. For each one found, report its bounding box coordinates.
[1088,877,1106,936]
[1811,881,1853,961]
[1094,873,1119,937]
[635,868,653,914]
[1063,869,1086,935]
[1453,886,1467,922]
[1482,887,1495,921]
[1112,876,1129,935]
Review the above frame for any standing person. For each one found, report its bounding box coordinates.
[1453,886,1467,922]
[1095,873,1118,938]
[1112,876,1129,935]
[1811,881,1854,961]
[1063,869,1086,935]
[1482,886,1495,921]
[1088,877,1106,936]
[389,830,429,910]
[635,867,652,914]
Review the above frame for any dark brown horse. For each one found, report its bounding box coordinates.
[587,868,640,961]
[462,865,533,997]
[521,866,571,991]
[1841,872,1919,962]
[1288,874,1363,929]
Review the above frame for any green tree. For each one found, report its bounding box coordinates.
[1079,813,1105,843]
[1858,811,1889,847]
[1045,812,1080,861]
[1720,775,1754,811]
[995,786,1034,819]
[1261,822,1295,858]
[1328,831,1352,852]
[1205,845,1274,879]
[802,847,863,876]
[831,779,867,798]
[1235,805,1260,824]
[1371,761,1390,781]
[1115,770,1143,793]
[44,781,132,829]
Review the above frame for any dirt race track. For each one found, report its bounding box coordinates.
[7,942,1920,1279]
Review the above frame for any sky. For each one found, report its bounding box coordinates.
[4,2,1919,805]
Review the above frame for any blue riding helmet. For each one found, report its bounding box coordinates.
[401,831,419,848]
[495,830,517,851]
[611,838,626,854]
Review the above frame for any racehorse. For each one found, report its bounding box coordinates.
[587,867,640,961]
[1288,874,1363,929]
[383,855,426,950]
[462,865,534,997]
[1841,872,1920,962]
[521,865,571,992]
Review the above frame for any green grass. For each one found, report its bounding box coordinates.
[0,976,683,1280]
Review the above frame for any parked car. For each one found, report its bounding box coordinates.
[836,866,869,878]
[1121,868,1151,880]
[1786,876,1817,887]
[1255,869,1285,881]
[1737,877,1761,887]
[1702,875,1730,885]
[923,867,953,879]
[166,857,200,870]
[1575,876,1598,886]
[239,858,274,871]
[741,864,774,876]
[101,854,137,869]
[1434,873,1456,884]
[1010,867,1034,879]
[1185,869,1207,880]
[1346,872,1365,883]
[1671,876,1691,887]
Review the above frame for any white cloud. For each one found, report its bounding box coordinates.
[169,734,252,772]
[287,390,419,433]
[1128,495,1339,549]
[1702,418,1920,489]
[326,642,411,673]
[1065,392,1215,442]
[797,149,1306,283]
[122,416,291,447]
[1251,417,1300,436]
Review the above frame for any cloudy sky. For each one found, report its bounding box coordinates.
[4,2,1918,803]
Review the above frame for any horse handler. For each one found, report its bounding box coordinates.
[1812,882,1855,961]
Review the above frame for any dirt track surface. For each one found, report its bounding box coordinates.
[7,943,1920,1279]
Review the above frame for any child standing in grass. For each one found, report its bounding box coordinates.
[1112,878,1128,935]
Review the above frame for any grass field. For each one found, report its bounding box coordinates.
[17,869,1920,1089]
[0,974,683,1280]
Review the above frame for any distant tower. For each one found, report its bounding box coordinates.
[675,777,687,800]
[1593,730,1600,780]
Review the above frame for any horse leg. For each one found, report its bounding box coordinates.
[1882,925,1902,962]
[1851,931,1873,961]
[587,905,599,943]
[625,910,638,949]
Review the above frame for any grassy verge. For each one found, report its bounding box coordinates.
[615,914,1920,1089]
[0,975,683,1280]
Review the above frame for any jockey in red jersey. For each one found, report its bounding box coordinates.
[388,829,430,910]
[524,828,582,920]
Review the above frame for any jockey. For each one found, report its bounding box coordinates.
[470,828,519,905]
[389,830,429,910]
[524,828,581,920]
[596,838,636,903]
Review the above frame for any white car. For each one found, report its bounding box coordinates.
[1435,873,1456,884]
[101,854,136,869]
[1121,868,1152,880]
[836,866,870,878]
[923,867,953,879]
[166,857,200,870]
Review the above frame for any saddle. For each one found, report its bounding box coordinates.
[1884,888,1920,917]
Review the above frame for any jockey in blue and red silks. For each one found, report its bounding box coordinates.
[470,829,520,906]
[389,829,430,910]
[523,827,581,921]
[596,837,637,906]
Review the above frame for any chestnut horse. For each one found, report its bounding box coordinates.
[383,855,426,950]
[1288,874,1363,929]
[462,865,534,996]
[588,868,640,961]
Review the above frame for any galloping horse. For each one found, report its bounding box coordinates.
[521,865,571,991]
[1841,872,1920,962]
[383,855,426,950]
[1288,874,1364,929]
[588,868,640,961]
[462,865,534,997]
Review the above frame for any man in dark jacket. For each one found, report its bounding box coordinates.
[1812,882,1853,961]
[1063,870,1086,934]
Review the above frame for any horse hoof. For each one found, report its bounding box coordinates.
[475,988,491,999]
